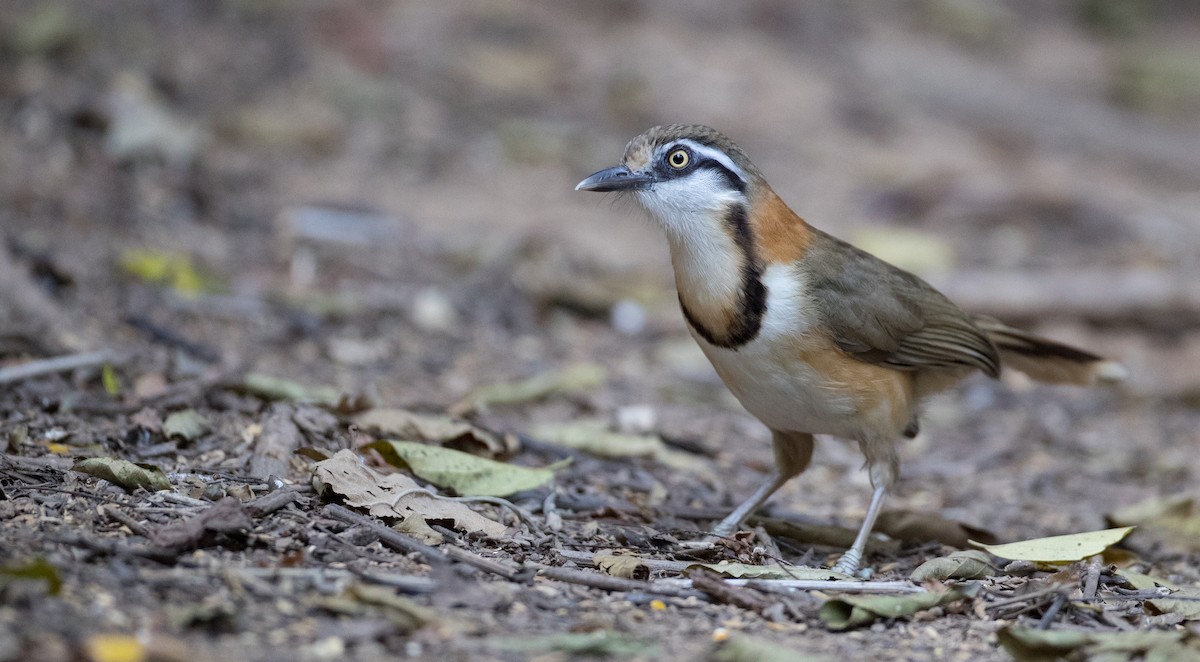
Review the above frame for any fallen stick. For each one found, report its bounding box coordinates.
[0,349,115,385]
[323,503,449,566]
[537,565,703,598]
[658,577,926,594]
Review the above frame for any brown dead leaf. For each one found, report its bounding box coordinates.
[876,509,996,547]
[352,408,515,458]
[312,450,506,538]
[150,497,252,550]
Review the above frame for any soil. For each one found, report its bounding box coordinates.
[2,2,1199,661]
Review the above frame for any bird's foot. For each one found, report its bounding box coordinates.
[831,548,862,576]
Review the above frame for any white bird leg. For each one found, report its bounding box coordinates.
[832,484,887,575]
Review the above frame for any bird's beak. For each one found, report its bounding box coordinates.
[575,165,656,192]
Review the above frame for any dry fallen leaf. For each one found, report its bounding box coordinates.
[449,363,605,416]
[311,450,506,538]
[876,510,996,548]
[1107,494,1200,552]
[73,457,172,492]
[909,550,994,582]
[971,527,1135,563]
[819,584,980,631]
[594,553,650,580]
[162,409,210,442]
[366,440,567,497]
[353,409,514,458]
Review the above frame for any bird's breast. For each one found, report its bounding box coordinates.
[691,263,915,440]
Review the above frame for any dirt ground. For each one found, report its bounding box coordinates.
[2,2,1200,660]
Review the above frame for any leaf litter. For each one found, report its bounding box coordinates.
[3,4,1200,660]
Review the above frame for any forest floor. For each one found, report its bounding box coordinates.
[2,2,1199,660]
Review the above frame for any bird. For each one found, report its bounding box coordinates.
[575,124,1126,574]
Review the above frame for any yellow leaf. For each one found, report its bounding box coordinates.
[101,364,121,396]
[971,526,1134,562]
[84,634,146,662]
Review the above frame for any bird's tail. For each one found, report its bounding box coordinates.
[972,316,1128,386]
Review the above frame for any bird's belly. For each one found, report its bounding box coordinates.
[693,329,914,441]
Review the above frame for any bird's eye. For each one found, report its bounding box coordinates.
[667,148,690,169]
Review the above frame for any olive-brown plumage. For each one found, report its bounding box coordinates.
[577,124,1125,573]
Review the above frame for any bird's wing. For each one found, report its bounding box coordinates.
[802,230,1000,377]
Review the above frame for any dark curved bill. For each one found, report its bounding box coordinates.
[575,165,655,192]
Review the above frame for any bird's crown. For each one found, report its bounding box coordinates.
[621,124,761,183]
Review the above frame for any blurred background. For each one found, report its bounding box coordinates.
[3,0,1200,535]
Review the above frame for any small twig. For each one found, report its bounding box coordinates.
[244,488,300,518]
[555,548,692,573]
[664,577,926,594]
[441,546,526,582]
[690,567,773,613]
[10,485,134,508]
[0,349,116,385]
[537,565,703,599]
[323,503,449,566]
[1037,593,1068,629]
[101,505,153,538]
[347,568,439,594]
[1082,559,1102,601]
[985,586,1064,611]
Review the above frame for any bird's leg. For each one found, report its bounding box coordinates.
[832,483,887,575]
[712,430,814,537]
[712,472,792,537]
[832,451,897,574]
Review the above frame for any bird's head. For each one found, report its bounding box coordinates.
[576,125,762,238]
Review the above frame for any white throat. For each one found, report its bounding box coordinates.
[634,175,749,324]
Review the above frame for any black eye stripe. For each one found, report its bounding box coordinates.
[695,160,747,194]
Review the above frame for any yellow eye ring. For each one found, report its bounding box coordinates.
[667,148,690,169]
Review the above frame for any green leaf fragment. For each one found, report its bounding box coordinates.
[242,373,339,405]
[495,631,655,657]
[366,439,567,497]
[998,626,1196,661]
[818,584,979,631]
[714,635,829,662]
[162,409,210,441]
[73,457,172,492]
[101,364,122,396]
[0,559,62,595]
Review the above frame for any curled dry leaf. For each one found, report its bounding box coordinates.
[353,408,515,458]
[819,583,980,631]
[593,553,650,580]
[1145,587,1200,620]
[909,550,994,582]
[312,450,506,538]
